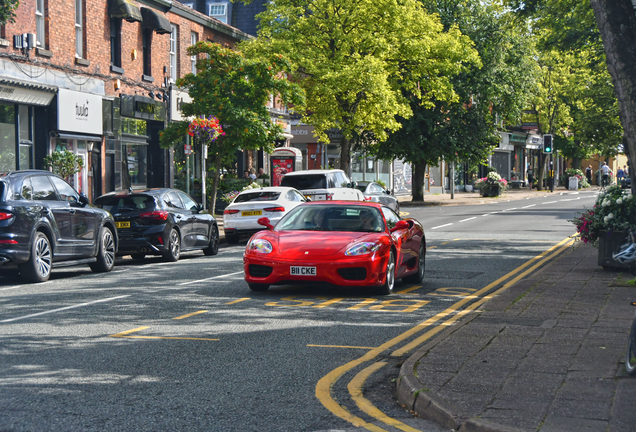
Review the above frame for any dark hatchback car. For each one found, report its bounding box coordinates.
[94,188,219,262]
[0,170,117,282]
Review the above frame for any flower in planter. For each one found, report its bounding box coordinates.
[474,172,509,195]
[570,186,636,245]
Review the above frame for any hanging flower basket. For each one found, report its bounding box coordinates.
[188,115,225,145]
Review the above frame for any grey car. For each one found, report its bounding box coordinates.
[355,181,399,213]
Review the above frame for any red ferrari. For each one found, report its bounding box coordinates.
[243,201,426,294]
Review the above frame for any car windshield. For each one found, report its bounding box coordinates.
[280,175,326,190]
[276,205,384,232]
[234,191,281,203]
[355,183,369,192]
[95,195,157,213]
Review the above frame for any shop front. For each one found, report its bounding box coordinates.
[290,125,341,170]
[0,78,57,173]
[52,88,103,200]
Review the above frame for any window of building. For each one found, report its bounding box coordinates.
[0,103,16,171]
[190,32,197,75]
[18,105,33,170]
[75,0,84,58]
[169,24,177,82]
[208,4,227,23]
[36,0,46,48]
[142,29,152,77]
[122,142,148,189]
[110,19,122,68]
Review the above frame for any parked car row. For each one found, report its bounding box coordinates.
[0,170,219,283]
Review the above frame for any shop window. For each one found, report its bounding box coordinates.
[0,103,16,171]
[110,19,122,68]
[122,142,148,189]
[36,0,46,48]
[142,29,152,77]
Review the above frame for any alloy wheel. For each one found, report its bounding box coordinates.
[35,235,52,279]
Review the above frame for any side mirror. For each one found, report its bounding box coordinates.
[257,217,274,230]
[305,197,312,202]
[79,193,90,206]
[390,220,409,233]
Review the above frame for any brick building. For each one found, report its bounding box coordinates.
[0,0,249,201]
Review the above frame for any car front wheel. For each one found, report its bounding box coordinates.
[90,227,116,273]
[403,242,425,283]
[203,225,220,256]
[163,228,181,262]
[378,251,396,295]
[19,232,52,283]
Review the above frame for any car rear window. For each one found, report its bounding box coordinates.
[234,191,281,203]
[95,195,157,213]
[281,175,326,190]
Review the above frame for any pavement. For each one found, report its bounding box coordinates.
[396,235,636,431]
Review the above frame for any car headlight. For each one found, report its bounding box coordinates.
[345,242,381,256]
[247,239,273,254]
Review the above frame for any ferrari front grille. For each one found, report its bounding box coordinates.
[337,267,367,281]
[249,264,273,278]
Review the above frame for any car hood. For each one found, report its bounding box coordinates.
[272,230,382,257]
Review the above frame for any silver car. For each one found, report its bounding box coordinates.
[355,181,399,213]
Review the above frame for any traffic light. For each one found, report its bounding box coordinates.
[543,134,553,154]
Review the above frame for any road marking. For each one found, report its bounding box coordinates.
[308,344,376,350]
[427,246,438,249]
[109,326,219,341]
[504,208,518,211]
[431,223,453,230]
[173,310,208,319]
[0,295,131,323]
[225,298,251,305]
[542,201,558,204]
[441,241,450,245]
[313,298,345,308]
[459,217,477,222]
[522,204,536,209]
[0,285,25,291]
[179,271,244,286]
[396,286,421,295]
[315,235,577,431]
[349,362,421,432]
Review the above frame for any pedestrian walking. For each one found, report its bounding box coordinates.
[601,161,612,189]
[617,166,625,182]
[527,168,534,189]
[585,165,593,184]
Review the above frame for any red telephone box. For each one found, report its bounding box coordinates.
[271,147,303,186]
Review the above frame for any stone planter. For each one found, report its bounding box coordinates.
[479,184,500,197]
[465,185,473,193]
[598,230,634,270]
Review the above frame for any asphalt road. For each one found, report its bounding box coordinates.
[0,190,598,432]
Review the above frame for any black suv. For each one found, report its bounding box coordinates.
[94,188,219,262]
[0,170,118,282]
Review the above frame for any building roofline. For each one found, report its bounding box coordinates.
[170,1,253,41]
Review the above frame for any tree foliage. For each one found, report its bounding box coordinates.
[243,0,478,175]
[43,150,85,181]
[0,0,19,26]
[160,42,304,212]
[375,0,537,200]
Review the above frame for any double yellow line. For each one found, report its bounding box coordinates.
[316,235,577,432]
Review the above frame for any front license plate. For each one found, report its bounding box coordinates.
[115,221,130,229]
[241,210,262,217]
[290,266,317,276]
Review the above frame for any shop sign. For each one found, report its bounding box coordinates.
[291,125,314,144]
[170,87,193,122]
[184,144,192,155]
[57,88,103,134]
[510,133,527,143]
[526,134,542,149]
[120,95,166,121]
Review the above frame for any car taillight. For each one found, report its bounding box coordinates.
[0,239,17,244]
[224,209,240,215]
[139,211,169,221]
[326,193,334,201]
[264,206,285,212]
[0,212,13,221]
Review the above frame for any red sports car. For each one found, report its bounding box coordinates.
[243,201,425,294]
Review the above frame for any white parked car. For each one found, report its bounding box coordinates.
[280,169,364,202]
[223,187,308,244]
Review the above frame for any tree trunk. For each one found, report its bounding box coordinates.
[589,0,636,194]
[536,153,545,191]
[572,157,580,170]
[412,162,426,201]
[209,155,222,216]
[340,137,352,178]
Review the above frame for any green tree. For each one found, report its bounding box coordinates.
[43,150,84,181]
[160,42,304,213]
[375,0,537,200]
[244,0,478,176]
[0,0,19,26]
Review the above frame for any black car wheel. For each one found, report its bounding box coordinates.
[226,232,240,244]
[203,225,220,256]
[163,228,181,262]
[90,227,116,273]
[403,242,425,283]
[19,232,52,283]
[378,251,396,295]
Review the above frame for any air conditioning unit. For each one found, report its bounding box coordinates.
[13,34,23,49]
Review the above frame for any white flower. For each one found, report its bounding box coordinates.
[627,194,633,201]
[617,198,623,205]
[608,213,614,220]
